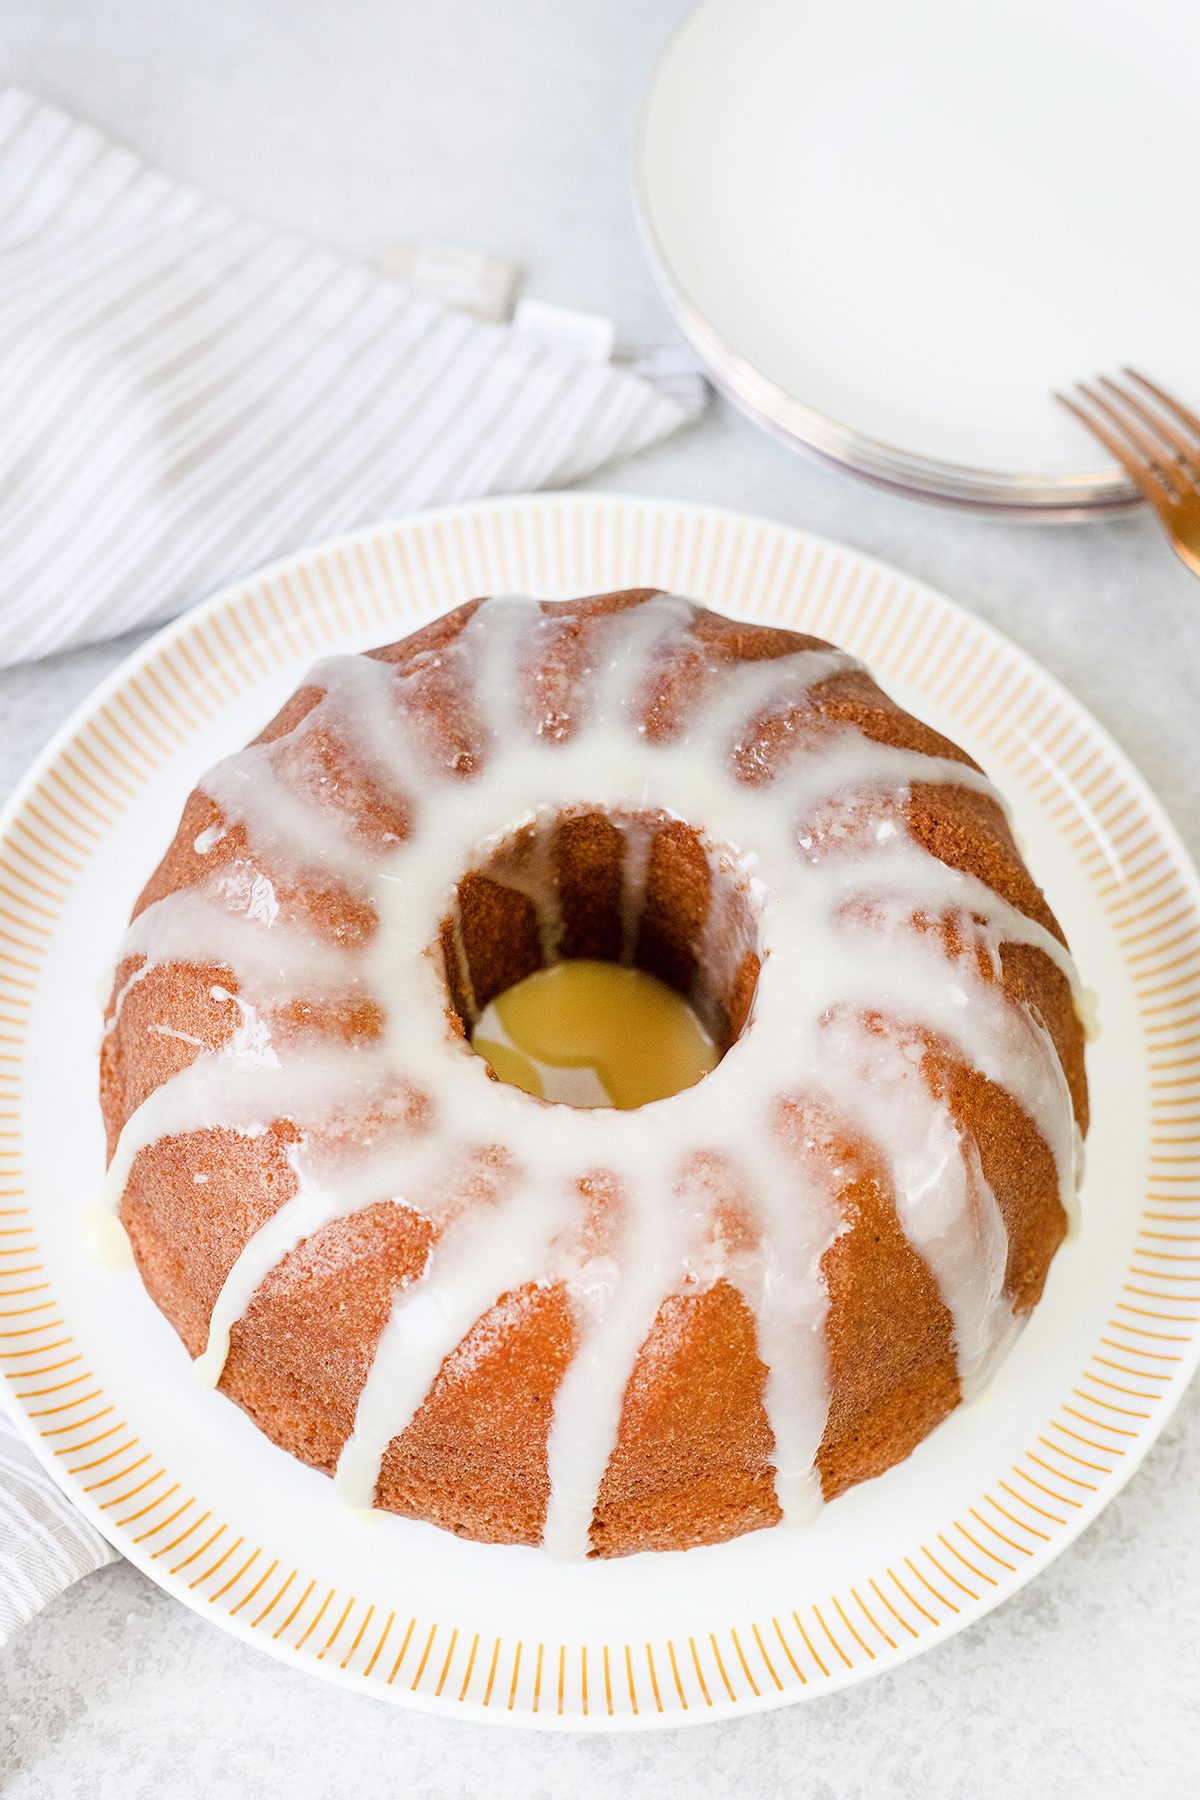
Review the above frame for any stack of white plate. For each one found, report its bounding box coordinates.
[636,0,1199,518]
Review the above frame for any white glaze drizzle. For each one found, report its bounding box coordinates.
[98,595,1086,1556]
[336,1163,566,1509]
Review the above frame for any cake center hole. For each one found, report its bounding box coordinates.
[471,960,718,1109]
[442,808,762,1110]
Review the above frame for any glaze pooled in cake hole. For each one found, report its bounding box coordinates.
[94,594,1086,1560]
[471,960,719,1108]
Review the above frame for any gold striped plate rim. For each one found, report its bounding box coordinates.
[2,492,1197,1727]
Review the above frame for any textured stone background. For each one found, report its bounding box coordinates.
[2,2,1198,1792]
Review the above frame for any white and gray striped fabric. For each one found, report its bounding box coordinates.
[0,1396,117,1647]
[0,87,701,668]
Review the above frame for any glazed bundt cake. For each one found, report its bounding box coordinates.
[97,588,1088,1559]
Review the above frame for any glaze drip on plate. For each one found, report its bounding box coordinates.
[96,593,1087,1559]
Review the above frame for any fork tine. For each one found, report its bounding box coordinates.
[1098,376,1200,493]
[1055,390,1177,513]
[1124,368,1200,441]
[1077,383,1189,501]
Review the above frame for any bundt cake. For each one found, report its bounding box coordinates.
[96,588,1088,1559]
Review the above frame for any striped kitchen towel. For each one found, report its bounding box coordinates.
[0,1393,117,1647]
[0,87,702,669]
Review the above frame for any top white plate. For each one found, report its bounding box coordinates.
[636,0,1200,515]
[4,493,1200,1730]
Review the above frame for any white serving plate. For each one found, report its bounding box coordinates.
[636,0,1200,515]
[4,493,1198,1729]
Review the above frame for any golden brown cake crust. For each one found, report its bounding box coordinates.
[102,588,1087,1557]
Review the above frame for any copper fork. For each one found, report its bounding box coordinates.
[1057,371,1200,577]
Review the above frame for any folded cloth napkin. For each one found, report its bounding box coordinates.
[0,1394,118,1647]
[0,87,702,669]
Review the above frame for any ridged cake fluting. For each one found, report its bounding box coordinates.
[97,589,1088,1558]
